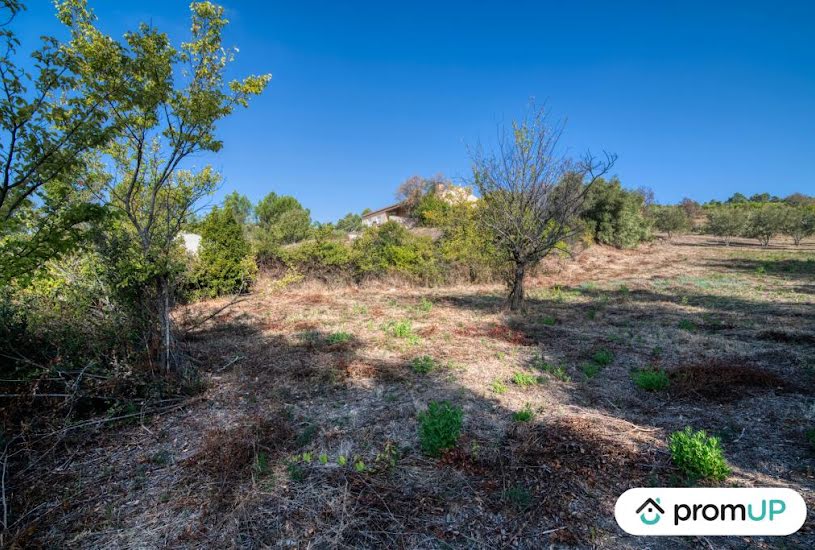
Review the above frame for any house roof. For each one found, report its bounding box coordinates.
[361,202,404,218]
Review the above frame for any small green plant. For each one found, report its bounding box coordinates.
[678,319,696,331]
[375,441,400,469]
[326,331,352,345]
[287,462,305,482]
[253,451,270,476]
[301,451,313,463]
[669,427,731,481]
[418,401,463,457]
[504,484,532,511]
[411,355,438,374]
[352,304,368,315]
[384,319,420,344]
[513,404,535,422]
[319,452,329,465]
[512,371,538,388]
[806,428,815,451]
[592,349,614,366]
[490,380,508,394]
[417,298,433,313]
[543,363,571,382]
[337,455,348,466]
[632,368,670,391]
[581,362,601,378]
[541,316,557,326]
[354,460,366,473]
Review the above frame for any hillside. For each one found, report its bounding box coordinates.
[12,234,815,548]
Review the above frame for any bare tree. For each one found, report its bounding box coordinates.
[468,106,616,310]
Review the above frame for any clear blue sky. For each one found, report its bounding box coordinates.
[17,1,815,222]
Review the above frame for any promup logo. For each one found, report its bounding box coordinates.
[616,488,807,536]
[636,497,664,525]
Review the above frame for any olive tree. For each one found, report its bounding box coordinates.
[705,207,747,246]
[59,0,270,371]
[744,205,784,247]
[468,106,615,310]
[782,206,815,246]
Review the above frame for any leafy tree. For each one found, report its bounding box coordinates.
[679,197,702,219]
[0,0,117,281]
[653,206,691,240]
[744,205,785,247]
[705,207,747,246]
[782,206,815,246]
[335,212,363,233]
[581,177,651,248]
[726,193,748,204]
[784,193,814,207]
[222,191,253,225]
[467,105,615,310]
[59,0,270,371]
[191,206,256,297]
[255,191,311,244]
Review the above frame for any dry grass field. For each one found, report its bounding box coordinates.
[16,235,815,548]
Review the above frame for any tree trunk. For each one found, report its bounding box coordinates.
[508,262,526,311]
[156,276,173,372]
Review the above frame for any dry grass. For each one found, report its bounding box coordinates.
[7,234,815,548]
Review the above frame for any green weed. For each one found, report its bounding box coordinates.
[678,319,696,331]
[513,404,535,423]
[411,355,438,374]
[326,331,352,345]
[490,380,508,394]
[592,349,614,366]
[512,371,538,388]
[669,427,731,481]
[418,401,463,457]
[632,368,670,391]
[581,362,601,378]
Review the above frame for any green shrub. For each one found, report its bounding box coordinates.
[281,230,354,280]
[192,206,257,298]
[326,331,352,345]
[541,316,557,326]
[490,380,508,394]
[581,362,601,378]
[806,428,815,451]
[411,355,438,374]
[418,401,463,457]
[353,221,441,284]
[592,349,614,366]
[632,368,670,391]
[581,177,652,248]
[678,319,696,331]
[669,427,730,481]
[512,404,534,422]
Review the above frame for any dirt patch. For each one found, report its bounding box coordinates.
[455,322,535,346]
[499,415,663,543]
[668,360,796,402]
[185,413,294,504]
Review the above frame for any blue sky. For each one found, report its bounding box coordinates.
[16,1,815,222]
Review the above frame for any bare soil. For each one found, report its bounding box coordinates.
[8,234,815,548]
